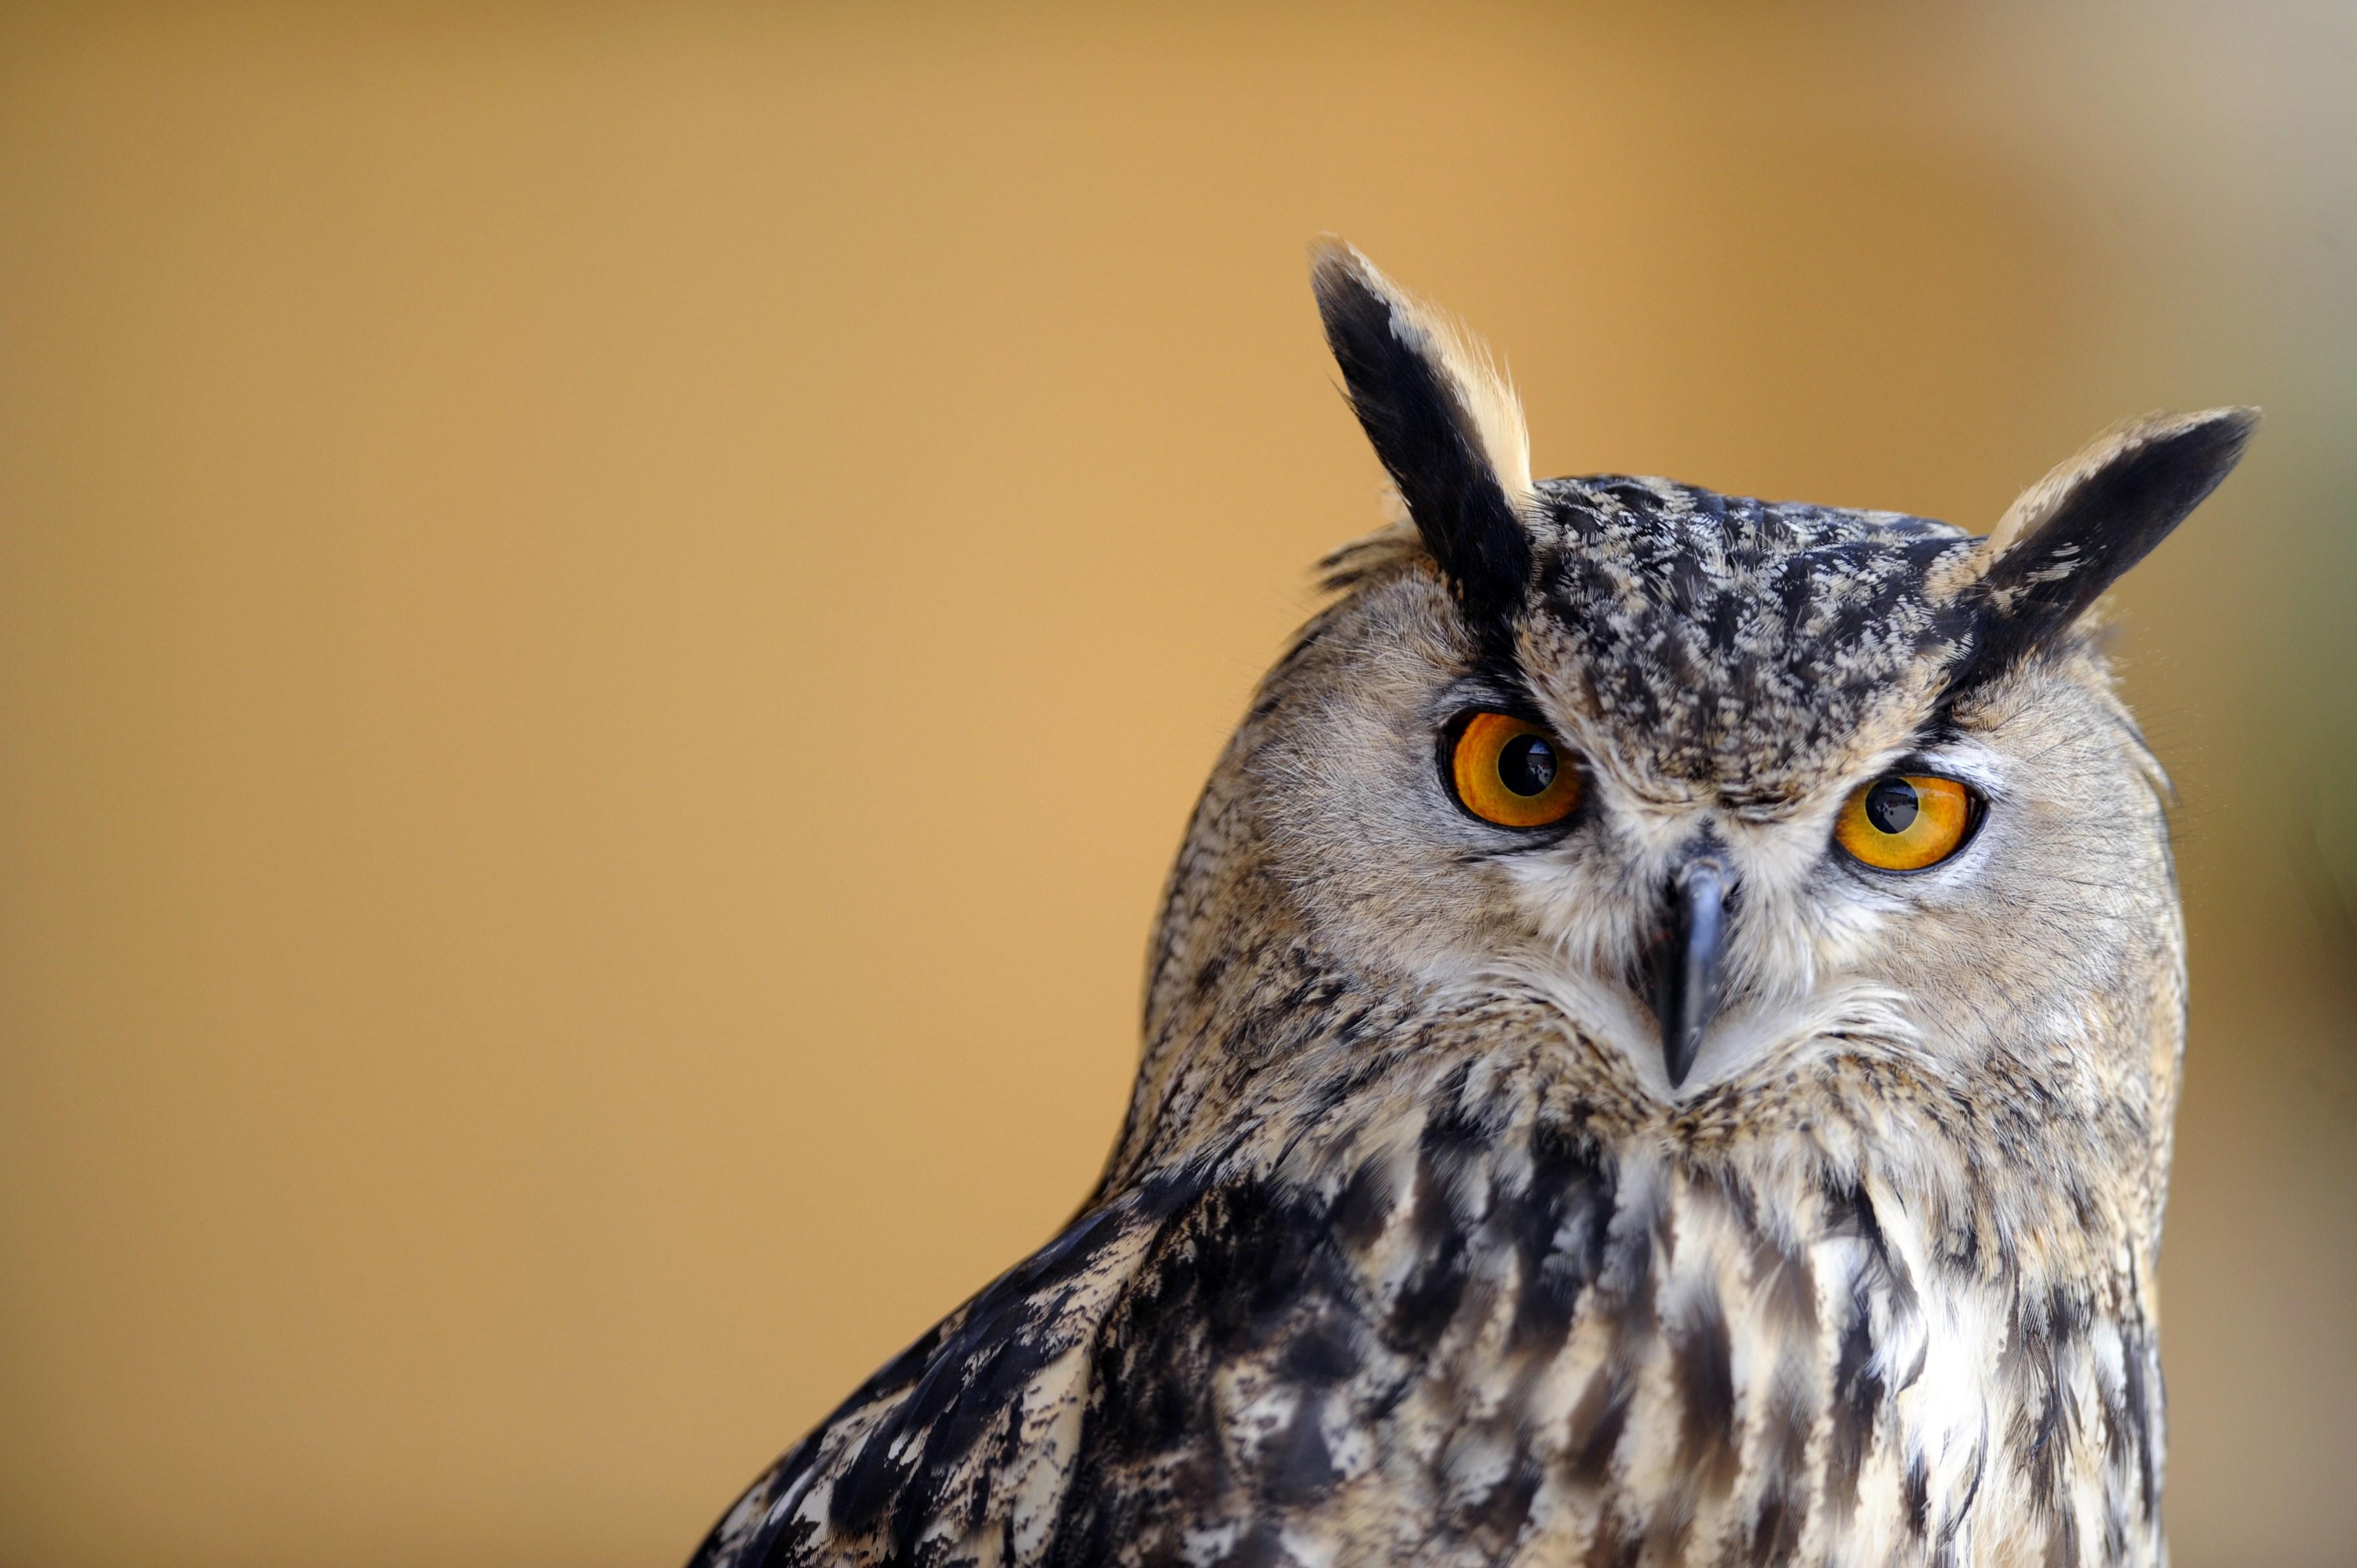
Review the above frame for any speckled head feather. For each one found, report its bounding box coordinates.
[689,247,2254,1568]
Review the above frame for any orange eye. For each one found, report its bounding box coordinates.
[1447,712,1585,829]
[1835,774,1979,871]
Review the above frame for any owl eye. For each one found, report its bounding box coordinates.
[1446,711,1585,829]
[1835,773,1981,871]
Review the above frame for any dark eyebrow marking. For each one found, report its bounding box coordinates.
[1453,656,1545,718]
[1909,704,1971,752]
[1911,618,2000,748]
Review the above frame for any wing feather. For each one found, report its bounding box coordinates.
[689,1101,1635,1568]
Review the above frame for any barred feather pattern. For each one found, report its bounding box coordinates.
[695,955,2164,1568]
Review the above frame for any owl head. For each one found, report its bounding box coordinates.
[1125,243,2250,1267]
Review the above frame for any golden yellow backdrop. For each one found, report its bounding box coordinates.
[3,5,2352,1565]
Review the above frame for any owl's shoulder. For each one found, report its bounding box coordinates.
[686,1169,1206,1568]
[687,1110,1648,1568]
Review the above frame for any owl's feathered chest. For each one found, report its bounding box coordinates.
[1080,1065,2158,1568]
[695,1025,2163,1568]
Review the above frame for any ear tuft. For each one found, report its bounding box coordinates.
[1953,407,2256,685]
[1309,238,1535,629]
[1986,407,2257,560]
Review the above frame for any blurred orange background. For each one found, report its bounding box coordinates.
[3,5,2352,1565]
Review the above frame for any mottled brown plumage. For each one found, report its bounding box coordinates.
[689,243,2252,1568]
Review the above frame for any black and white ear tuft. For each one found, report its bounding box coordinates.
[1958,407,2257,682]
[1309,238,1536,629]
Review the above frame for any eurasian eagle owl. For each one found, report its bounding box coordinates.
[691,243,2252,1568]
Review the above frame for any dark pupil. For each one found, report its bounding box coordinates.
[1864,777,1920,834]
[1497,733,1558,797]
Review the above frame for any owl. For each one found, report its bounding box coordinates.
[689,242,2252,1568]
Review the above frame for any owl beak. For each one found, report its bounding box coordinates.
[1651,856,1729,1089]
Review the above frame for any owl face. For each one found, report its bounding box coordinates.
[1224,243,2251,1118]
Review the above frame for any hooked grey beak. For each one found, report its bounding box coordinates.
[1649,856,1729,1088]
